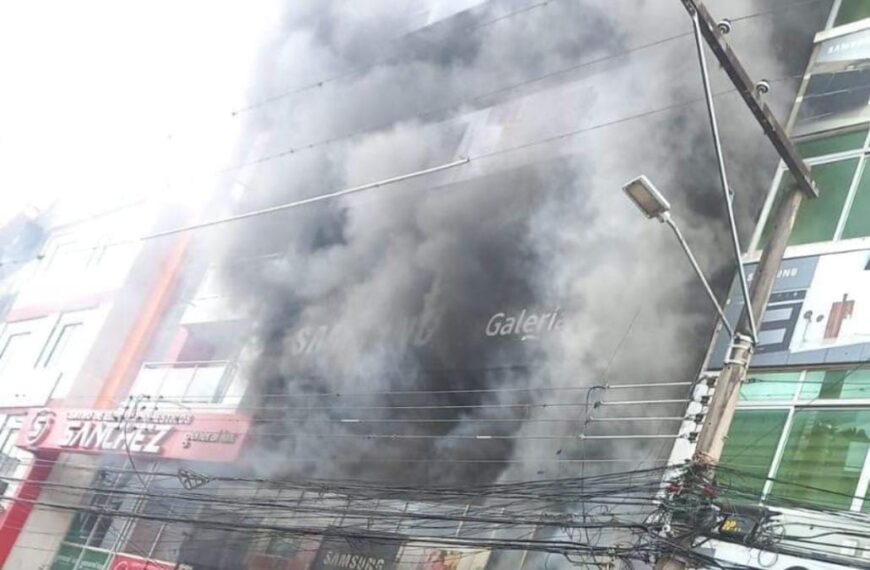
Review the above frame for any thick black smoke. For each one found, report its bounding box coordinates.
[216,0,830,487]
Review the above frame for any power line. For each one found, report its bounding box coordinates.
[0,0,824,273]
[230,0,823,117]
[142,157,468,240]
[230,0,555,115]
[0,71,808,269]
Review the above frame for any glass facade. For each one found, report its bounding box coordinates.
[759,128,870,247]
[717,6,870,555]
[56,459,199,569]
[720,367,870,511]
[800,368,870,400]
[834,0,870,27]
[796,129,869,158]
[842,166,870,239]
[740,371,801,401]
[790,158,860,245]
[772,409,870,510]
[719,409,789,499]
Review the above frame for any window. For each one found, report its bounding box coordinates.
[265,536,302,558]
[741,371,801,401]
[719,410,789,501]
[796,129,868,158]
[772,409,870,510]
[42,239,95,275]
[61,459,202,567]
[834,0,870,27]
[177,507,254,570]
[122,476,191,562]
[842,165,870,239]
[0,417,27,502]
[789,158,859,245]
[0,332,32,377]
[757,129,870,248]
[131,362,236,404]
[0,428,21,495]
[800,367,870,400]
[132,321,245,405]
[40,322,82,368]
[65,468,141,549]
[728,366,870,511]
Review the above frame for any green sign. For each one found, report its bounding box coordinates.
[51,542,111,570]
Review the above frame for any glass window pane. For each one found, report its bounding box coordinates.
[719,410,789,501]
[183,365,227,403]
[158,367,192,400]
[835,0,870,27]
[42,323,82,368]
[800,367,870,400]
[771,409,870,509]
[741,371,800,400]
[796,129,867,158]
[798,370,825,400]
[789,158,859,245]
[842,164,870,239]
[0,333,33,376]
[130,365,166,398]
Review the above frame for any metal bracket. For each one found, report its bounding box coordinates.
[723,333,754,367]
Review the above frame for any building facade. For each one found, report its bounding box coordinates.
[667,2,870,568]
[0,2,842,569]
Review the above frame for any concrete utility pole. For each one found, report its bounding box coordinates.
[654,2,818,569]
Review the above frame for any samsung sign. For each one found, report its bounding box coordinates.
[310,532,400,570]
[290,308,566,356]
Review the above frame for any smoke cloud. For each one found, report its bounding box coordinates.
[213,0,831,487]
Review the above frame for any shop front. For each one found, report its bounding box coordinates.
[9,406,250,570]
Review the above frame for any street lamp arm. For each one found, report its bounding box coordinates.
[660,214,735,338]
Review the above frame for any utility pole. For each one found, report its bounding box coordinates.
[654,2,818,569]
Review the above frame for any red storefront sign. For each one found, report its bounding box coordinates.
[110,553,189,570]
[17,407,250,462]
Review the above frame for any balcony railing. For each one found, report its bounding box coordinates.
[130,360,240,405]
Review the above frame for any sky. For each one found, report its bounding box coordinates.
[0,1,281,224]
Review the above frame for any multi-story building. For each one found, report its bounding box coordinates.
[667,2,870,568]
[0,200,210,570]
[0,0,844,570]
[0,19,681,570]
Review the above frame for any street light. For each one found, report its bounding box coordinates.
[623,175,671,219]
[622,175,734,338]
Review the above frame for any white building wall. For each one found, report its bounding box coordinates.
[3,455,98,570]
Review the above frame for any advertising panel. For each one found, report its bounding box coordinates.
[310,530,401,570]
[710,249,870,367]
[16,407,250,462]
[409,547,491,570]
[794,29,870,136]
